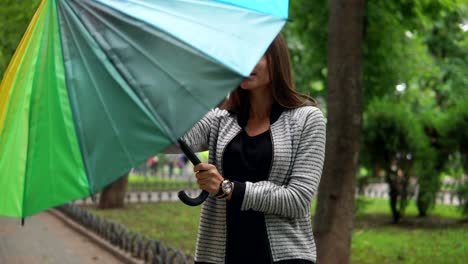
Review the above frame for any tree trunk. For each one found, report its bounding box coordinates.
[388,174,401,223]
[98,173,129,209]
[313,1,365,263]
[416,193,429,217]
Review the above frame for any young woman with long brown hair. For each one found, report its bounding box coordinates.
[182,33,326,264]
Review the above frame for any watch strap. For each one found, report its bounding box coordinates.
[215,180,224,197]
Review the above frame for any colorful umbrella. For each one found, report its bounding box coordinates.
[0,0,288,218]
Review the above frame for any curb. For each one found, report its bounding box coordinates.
[47,209,143,264]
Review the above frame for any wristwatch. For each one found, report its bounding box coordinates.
[215,179,234,199]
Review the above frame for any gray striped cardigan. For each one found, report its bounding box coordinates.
[181,106,326,263]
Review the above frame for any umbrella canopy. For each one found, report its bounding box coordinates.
[0,0,288,218]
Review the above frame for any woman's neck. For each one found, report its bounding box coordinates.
[248,87,273,120]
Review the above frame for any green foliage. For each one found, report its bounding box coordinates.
[354,196,372,215]
[283,0,328,98]
[356,166,372,195]
[0,0,40,79]
[362,0,467,107]
[285,0,466,106]
[456,181,468,216]
[440,100,468,159]
[415,109,447,215]
[438,100,468,214]
[363,1,423,102]
[363,99,432,169]
[285,0,467,113]
[442,152,465,184]
[363,99,436,220]
[416,162,440,216]
[422,3,468,108]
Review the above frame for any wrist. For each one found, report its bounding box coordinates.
[215,179,234,199]
[225,191,233,201]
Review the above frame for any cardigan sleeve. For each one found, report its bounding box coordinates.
[240,107,326,218]
[163,108,224,153]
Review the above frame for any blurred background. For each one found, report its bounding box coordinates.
[0,0,466,263]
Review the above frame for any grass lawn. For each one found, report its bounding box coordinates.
[87,198,467,263]
[89,202,200,254]
[352,225,466,264]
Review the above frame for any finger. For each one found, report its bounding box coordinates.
[194,163,213,172]
[195,171,209,180]
[197,175,212,183]
[198,182,211,192]
[196,170,216,180]
[197,182,216,193]
[197,176,210,184]
[193,163,204,172]
[197,177,210,185]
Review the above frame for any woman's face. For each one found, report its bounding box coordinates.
[240,55,270,91]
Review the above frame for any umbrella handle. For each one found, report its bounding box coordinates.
[177,139,209,206]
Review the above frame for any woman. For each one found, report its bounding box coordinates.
[182,33,326,264]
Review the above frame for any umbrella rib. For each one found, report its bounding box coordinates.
[76,1,187,88]
[60,1,136,168]
[76,1,217,131]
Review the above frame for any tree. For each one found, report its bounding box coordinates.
[351,0,466,218]
[0,0,40,79]
[362,100,435,222]
[313,1,365,264]
[284,1,466,255]
[416,110,448,216]
[284,0,328,101]
[98,173,129,209]
[439,100,468,214]
[422,3,468,109]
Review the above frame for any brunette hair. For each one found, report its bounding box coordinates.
[220,33,317,115]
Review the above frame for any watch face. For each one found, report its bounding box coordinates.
[222,181,233,193]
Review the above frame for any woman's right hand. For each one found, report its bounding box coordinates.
[194,163,224,195]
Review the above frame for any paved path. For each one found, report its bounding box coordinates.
[0,211,124,264]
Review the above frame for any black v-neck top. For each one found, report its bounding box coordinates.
[222,104,280,263]
[223,129,272,263]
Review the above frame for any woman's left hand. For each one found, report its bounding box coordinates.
[194,163,224,195]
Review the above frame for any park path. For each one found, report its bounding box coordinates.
[0,211,124,264]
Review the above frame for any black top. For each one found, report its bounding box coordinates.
[223,129,272,264]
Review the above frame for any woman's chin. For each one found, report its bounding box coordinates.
[239,81,252,90]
